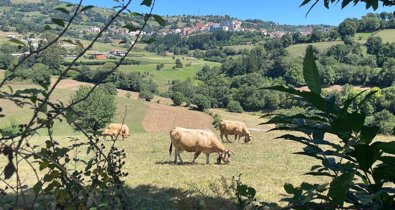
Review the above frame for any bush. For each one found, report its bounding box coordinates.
[170,91,184,106]
[125,92,131,99]
[156,63,165,70]
[227,100,243,113]
[138,89,154,101]
[175,58,183,68]
[100,83,118,95]
[369,110,395,134]
[192,94,211,111]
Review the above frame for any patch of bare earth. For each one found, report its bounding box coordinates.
[142,103,213,132]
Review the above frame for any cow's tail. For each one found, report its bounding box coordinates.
[169,128,174,156]
[169,142,173,156]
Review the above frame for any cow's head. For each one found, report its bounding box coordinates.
[244,135,253,143]
[218,149,234,164]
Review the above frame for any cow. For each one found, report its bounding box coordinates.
[219,120,253,144]
[169,127,233,164]
[102,123,129,140]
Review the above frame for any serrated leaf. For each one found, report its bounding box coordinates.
[66,3,74,7]
[55,7,69,15]
[9,38,26,46]
[51,18,65,27]
[140,0,152,7]
[349,144,381,172]
[303,45,321,95]
[81,5,94,12]
[153,14,166,26]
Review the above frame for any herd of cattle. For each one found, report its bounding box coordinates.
[102,119,253,165]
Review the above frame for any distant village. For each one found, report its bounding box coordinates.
[5,18,316,60]
[86,18,315,38]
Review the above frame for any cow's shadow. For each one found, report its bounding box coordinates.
[155,161,195,165]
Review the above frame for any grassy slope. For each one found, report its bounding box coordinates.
[0,81,148,135]
[374,29,395,43]
[286,41,343,58]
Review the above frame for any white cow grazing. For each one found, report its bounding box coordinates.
[102,123,129,140]
[169,127,233,164]
[219,120,253,143]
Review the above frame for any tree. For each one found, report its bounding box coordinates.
[338,19,358,38]
[366,36,383,55]
[170,91,185,106]
[138,89,154,101]
[175,58,183,68]
[30,63,51,87]
[192,94,211,111]
[227,100,243,113]
[69,85,116,133]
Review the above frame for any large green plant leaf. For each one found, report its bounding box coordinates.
[328,173,353,206]
[303,45,321,95]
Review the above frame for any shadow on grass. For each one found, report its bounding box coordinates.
[155,160,195,165]
[1,184,236,210]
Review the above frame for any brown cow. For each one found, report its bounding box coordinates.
[219,120,252,143]
[169,127,233,164]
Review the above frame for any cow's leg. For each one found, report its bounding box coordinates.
[177,150,183,163]
[225,134,231,143]
[192,151,201,164]
[205,153,210,164]
[220,132,225,143]
[233,134,239,143]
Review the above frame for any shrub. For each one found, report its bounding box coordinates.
[138,89,154,101]
[369,109,395,134]
[175,58,183,68]
[125,92,131,99]
[170,91,184,106]
[192,94,211,111]
[227,101,243,113]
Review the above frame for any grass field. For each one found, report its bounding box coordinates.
[286,41,343,58]
[1,79,394,209]
[374,29,395,43]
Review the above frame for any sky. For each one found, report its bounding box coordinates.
[66,0,394,26]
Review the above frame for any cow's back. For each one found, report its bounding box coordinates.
[170,127,203,152]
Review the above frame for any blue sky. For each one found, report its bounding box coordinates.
[66,0,393,25]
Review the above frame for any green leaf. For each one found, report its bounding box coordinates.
[62,39,74,45]
[360,126,379,144]
[55,7,70,15]
[349,144,382,172]
[9,38,26,46]
[373,164,395,183]
[140,0,153,7]
[153,14,166,26]
[51,18,65,27]
[284,183,295,194]
[4,161,15,179]
[341,0,353,8]
[303,45,321,95]
[328,173,353,206]
[261,86,326,112]
[374,142,395,154]
[299,0,312,7]
[33,181,43,194]
[81,5,94,12]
